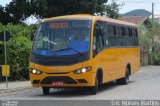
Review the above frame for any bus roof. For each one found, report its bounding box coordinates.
[43,14,137,27]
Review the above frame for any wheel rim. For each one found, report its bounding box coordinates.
[94,76,98,91]
[126,69,129,83]
[96,79,98,89]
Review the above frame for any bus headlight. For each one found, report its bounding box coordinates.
[30,69,42,75]
[73,66,92,74]
[32,69,37,74]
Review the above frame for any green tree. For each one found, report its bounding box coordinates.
[139,23,160,65]
[7,35,32,80]
[0,5,19,25]
[105,0,123,18]
[152,23,160,65]
[5,0,121,21]
[0,23,33,80]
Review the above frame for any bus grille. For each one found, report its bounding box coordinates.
[40,76,77,84]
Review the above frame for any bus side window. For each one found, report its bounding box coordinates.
[117,25,124,46]
[93,21,104,57]
[125,27,131,46]
[93,27,99,56]
[129,28,132,37]
[104,22,109,47]
[132,28,139,46]
[108,24,119,47]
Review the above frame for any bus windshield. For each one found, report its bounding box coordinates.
[32,20,91,56]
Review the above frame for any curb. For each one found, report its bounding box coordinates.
[0,86,32,96]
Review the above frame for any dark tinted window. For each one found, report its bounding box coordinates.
[125,27,129,36]
[108,24,114,36]
[116,26,122,36]
[129,28,132,37]
[93,21,139,52]
[121,27,126,36]
[117,26,139,47]
[108,24,117,47]
[93,21,106,56]
[132,28,139,46]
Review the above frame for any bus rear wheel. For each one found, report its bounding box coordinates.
[116,68,130,85]
[42,87,50,95]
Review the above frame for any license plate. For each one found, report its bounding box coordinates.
[52,81,64,86]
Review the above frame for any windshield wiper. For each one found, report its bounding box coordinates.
[55,47,84,55]
[35,48,58,56]
[55,47,86,68]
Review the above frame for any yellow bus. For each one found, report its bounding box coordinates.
[29,14,140,95]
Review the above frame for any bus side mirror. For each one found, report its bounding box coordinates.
[31,27,37,41]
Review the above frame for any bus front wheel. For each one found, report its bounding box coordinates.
[90,76,98,95]
[42,87,50,95]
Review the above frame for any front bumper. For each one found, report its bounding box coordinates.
[30,71,95,88]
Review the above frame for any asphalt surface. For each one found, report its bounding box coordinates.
[0,66,160,100]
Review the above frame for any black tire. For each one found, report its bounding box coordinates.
[116,68,130,85]
[90,76,98,95]
[42,87,50,95]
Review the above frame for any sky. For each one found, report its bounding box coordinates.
[0,0,11,7]
[116,0,160,14]
[0,0,160,24]
[0,0,38,24]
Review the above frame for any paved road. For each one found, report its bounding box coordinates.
[0,66,160,100]
[0,81,31,90]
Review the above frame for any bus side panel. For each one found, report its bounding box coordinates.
[91,47,140,84]
[92,48,122,83]
[131,48,140,75]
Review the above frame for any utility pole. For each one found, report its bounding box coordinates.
[151,3,155,65]
[4,31,8,89]
[0,31,10,89]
